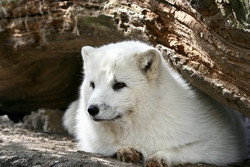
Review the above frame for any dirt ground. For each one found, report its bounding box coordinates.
[0,113,249,167]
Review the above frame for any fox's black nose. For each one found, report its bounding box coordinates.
[88,105,99,116]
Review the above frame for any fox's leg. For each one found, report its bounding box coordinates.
[145,141,232,167]
[145,149,204,167]
[62,100,79,135]
[116,147,144,163]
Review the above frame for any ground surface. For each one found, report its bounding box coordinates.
[0,115,140,167]
[0,114,249,167]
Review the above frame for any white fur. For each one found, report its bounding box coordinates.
[63,41,247,166]
[62,100,78,136]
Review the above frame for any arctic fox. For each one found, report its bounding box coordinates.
[63,41,247,166]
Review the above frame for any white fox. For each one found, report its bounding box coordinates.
[63,41,247,166]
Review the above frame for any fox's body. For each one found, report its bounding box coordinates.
[63,41,247,166]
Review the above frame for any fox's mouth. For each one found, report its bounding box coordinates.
[93,115,122,122]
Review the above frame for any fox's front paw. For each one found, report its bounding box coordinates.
[146,153,170,167]
[116,147,143,163]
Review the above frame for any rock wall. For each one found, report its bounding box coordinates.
[0,0,249,119]
[0,0,125,120]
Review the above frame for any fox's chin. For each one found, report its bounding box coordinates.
[92,115,122,122]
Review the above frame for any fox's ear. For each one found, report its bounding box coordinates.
[81,46,94,62]
[136,49,162,80]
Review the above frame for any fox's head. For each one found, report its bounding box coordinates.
[80,41,162,122]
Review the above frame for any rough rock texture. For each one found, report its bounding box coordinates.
[0,114,249,167]
[0,0,249,119]
[23,109,66,134]
[0,0,125,120]
[0,115,140,167]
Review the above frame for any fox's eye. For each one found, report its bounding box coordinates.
[90,82,95,89]
[113,82,126,91]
